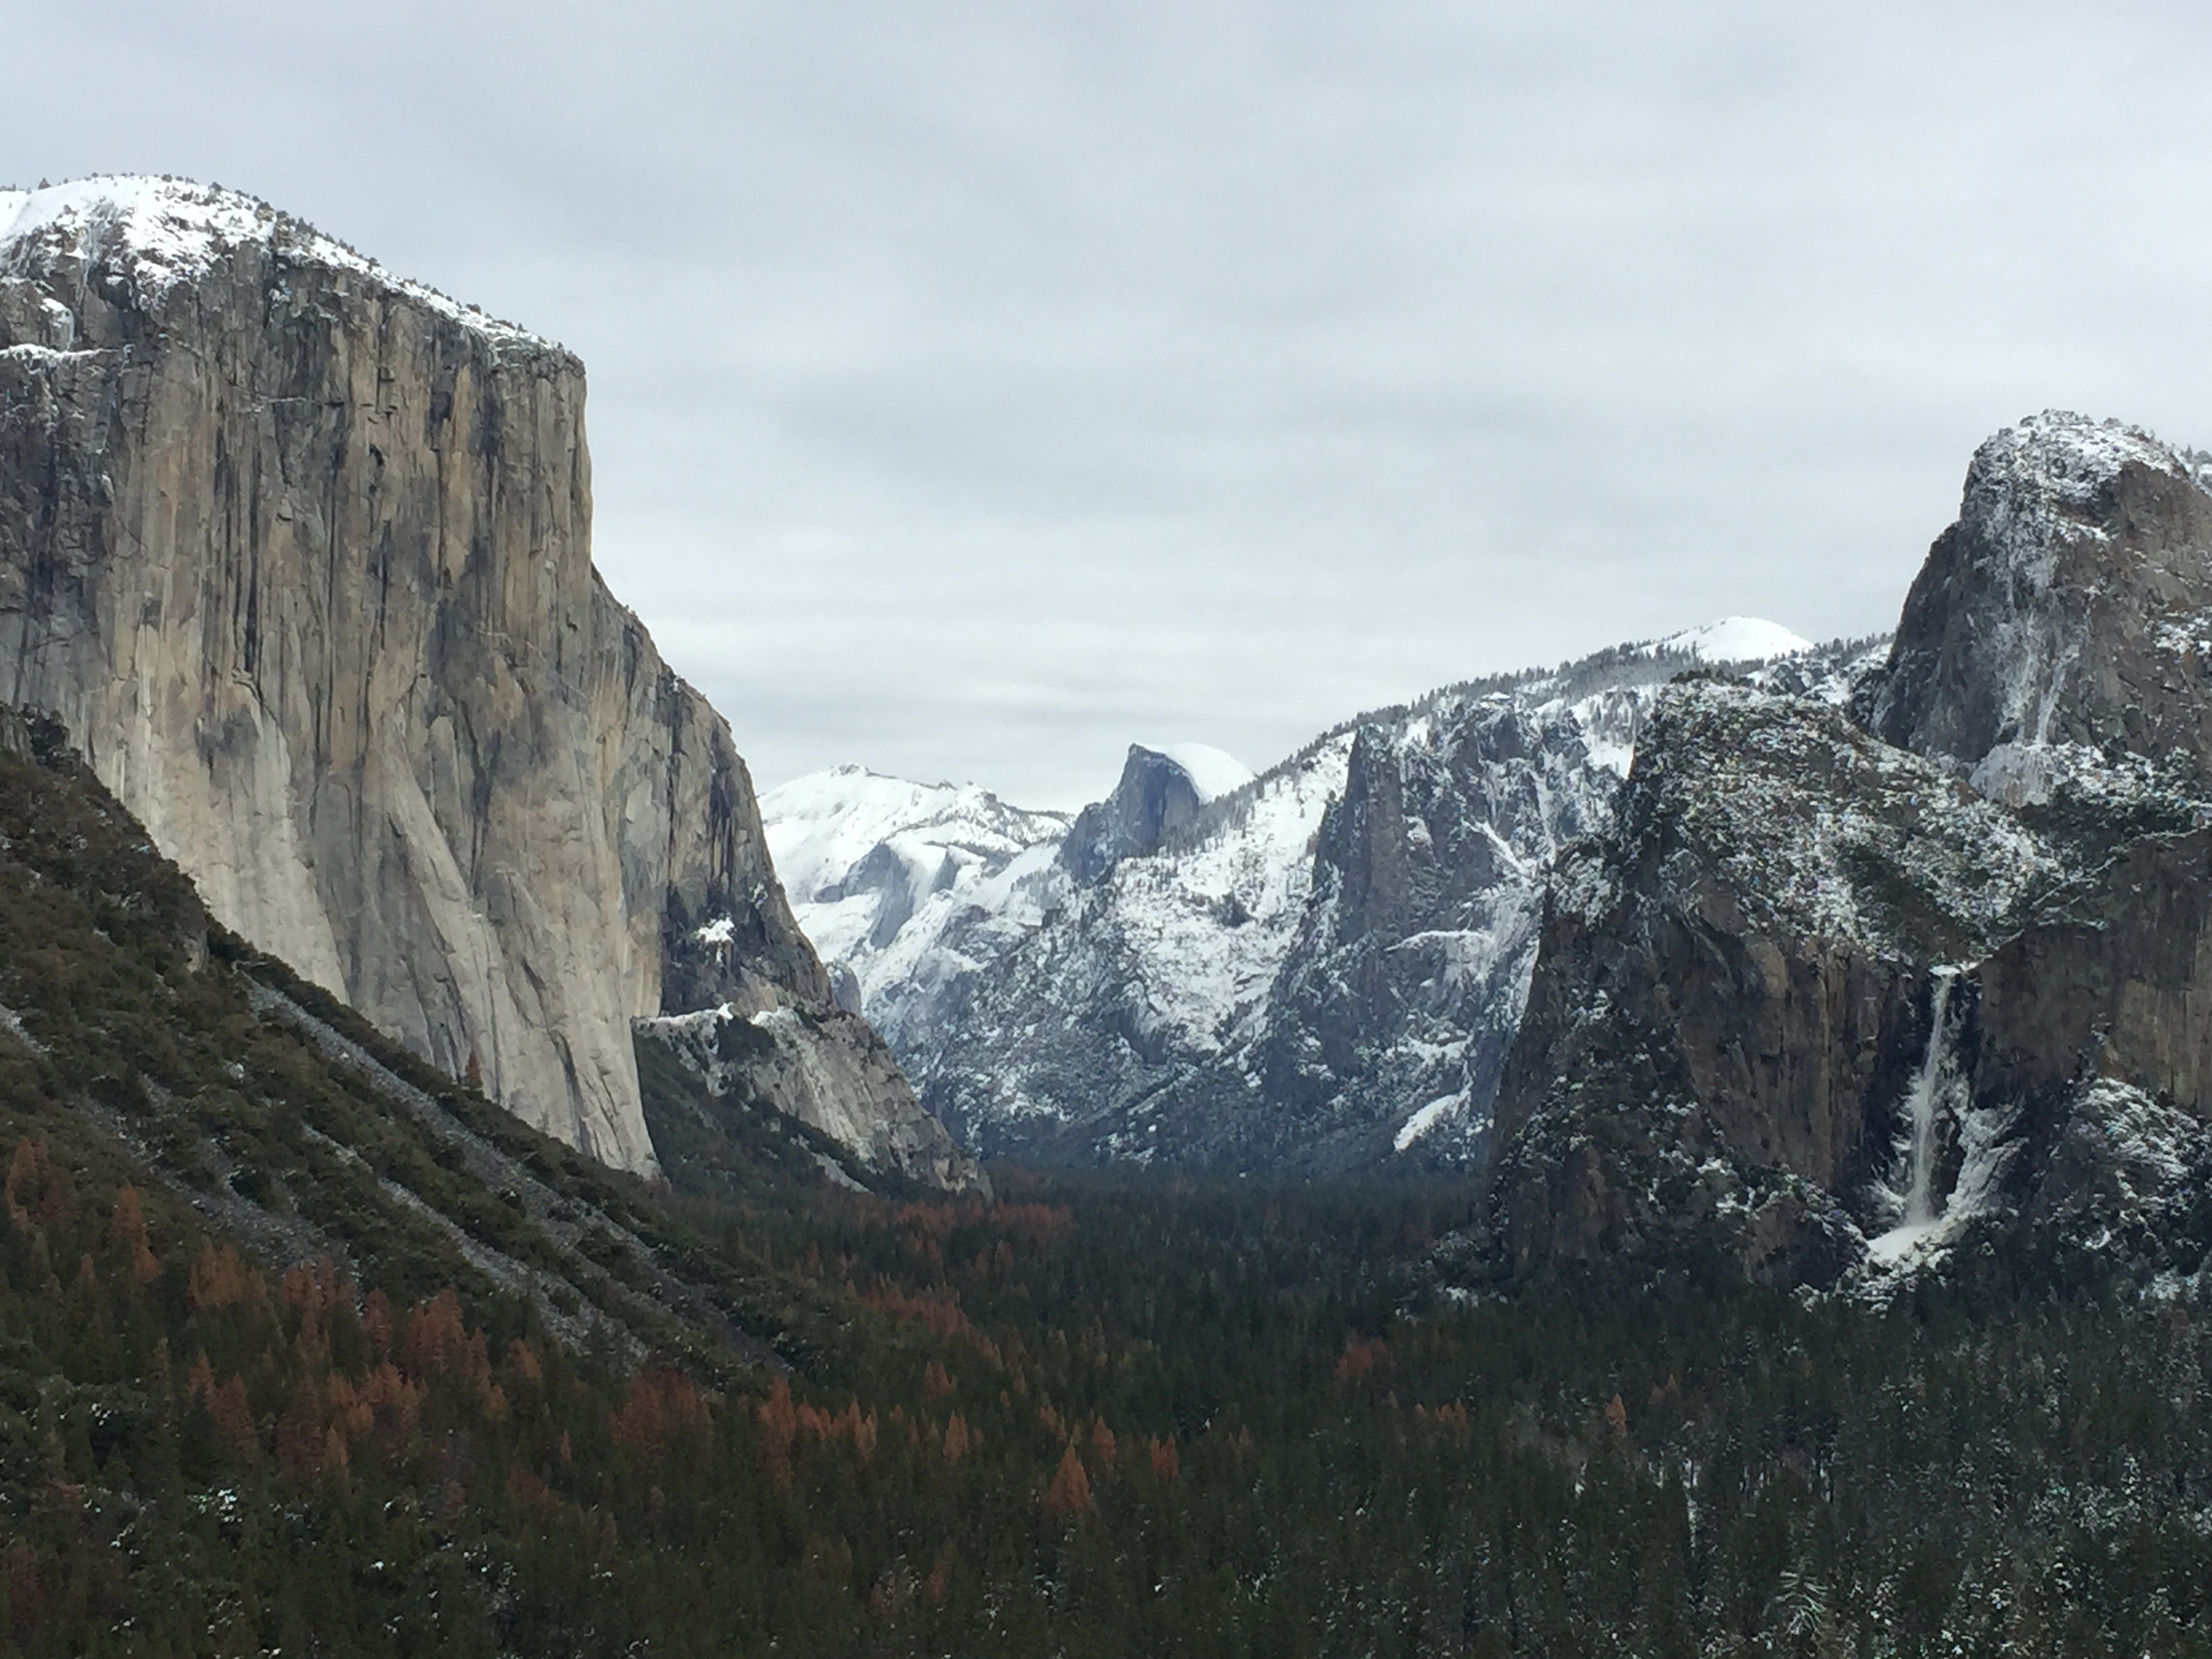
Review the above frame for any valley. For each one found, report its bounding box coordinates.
[3,176,2211,1656]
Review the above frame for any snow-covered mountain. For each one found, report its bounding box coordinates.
[771,618,1841,1174]
[1490,413,2212,1291]
[760,768,1074,1057]
[0,173,985,1194]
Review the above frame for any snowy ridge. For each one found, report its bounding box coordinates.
[898,627,1891,1172]
[1652,616,1814,663]
[759,766,1071,1056]
[0,176,550,350]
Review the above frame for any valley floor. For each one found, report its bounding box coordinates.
[7,1150,2211,1658]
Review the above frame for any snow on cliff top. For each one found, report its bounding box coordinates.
[1654,617,1814,663]
[0,175,548,348]
[1149,743,1254,803]
[1968,411,2210,514]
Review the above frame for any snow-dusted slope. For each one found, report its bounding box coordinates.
[759,767,1072,1057]
[0,176,541,346]
[924,728,1361,1166]
[1147,743,1254,802]
[775,619,1851,1174]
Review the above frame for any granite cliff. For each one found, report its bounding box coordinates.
[1489,413,2212,1288]
[0,176,977,1191]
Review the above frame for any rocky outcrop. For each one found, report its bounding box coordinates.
[1489,415,2212,1288]
[914,636,1833,1173]
[636,1005,987,1194]
[0,176,961,1185]
[1059,746,1210,886]
[1861,413,2212,794]
[1488,682,2058,1282]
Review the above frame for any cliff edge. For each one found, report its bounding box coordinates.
[0,176,976,1189]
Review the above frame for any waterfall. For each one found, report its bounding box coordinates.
[1897,966,1963,1229]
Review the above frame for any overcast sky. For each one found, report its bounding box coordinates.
[11,2,2212,806]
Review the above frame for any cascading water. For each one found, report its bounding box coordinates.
[1870,966,1965,1264]
[1900,968,1961,1227]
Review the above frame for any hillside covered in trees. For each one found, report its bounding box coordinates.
[3,710,2212,1656]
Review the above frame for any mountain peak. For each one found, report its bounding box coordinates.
[1969,410,2206,515]
[1864,409,2212,779]
[0,174,551,351]
[1653,616,1814,663]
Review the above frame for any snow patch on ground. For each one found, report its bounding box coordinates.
[634,1004,733,1042]
[1395,1092,1468,1153]
[1568,689,1643,777]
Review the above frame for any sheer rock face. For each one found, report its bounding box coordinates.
[1973,829,2212,1111]
[1058,747,1207,886]
[0,178,901,1177]
[1861,412,2212,793]
[1488,684,2055,1282]
[1489,417,2212,1288]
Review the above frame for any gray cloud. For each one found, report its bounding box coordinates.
[11,1,2212,804]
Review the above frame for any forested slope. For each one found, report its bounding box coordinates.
[5,706,2212,1656]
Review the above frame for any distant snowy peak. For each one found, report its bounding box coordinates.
[1147,743,1254,803]
[760,764,1069,904]
[1652,617,1814,664]
[759,764,1074,1054]
[0,175,550,350]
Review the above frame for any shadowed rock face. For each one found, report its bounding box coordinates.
[1861,413,2212,790]
[0,178,961,1184]
[1489,415,2212,1287]
[1059,746,1206,886]
[1488,684,2045,1283]
[1974,829,2212,1110]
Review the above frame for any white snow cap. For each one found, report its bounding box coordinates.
[0,175,547,347]
[1151,743,1255,803]
[1654,617,1813,663]
[1970,411,2201,513]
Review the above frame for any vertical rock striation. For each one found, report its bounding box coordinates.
[1860,412,2212,795]
[0,176,951,1181]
